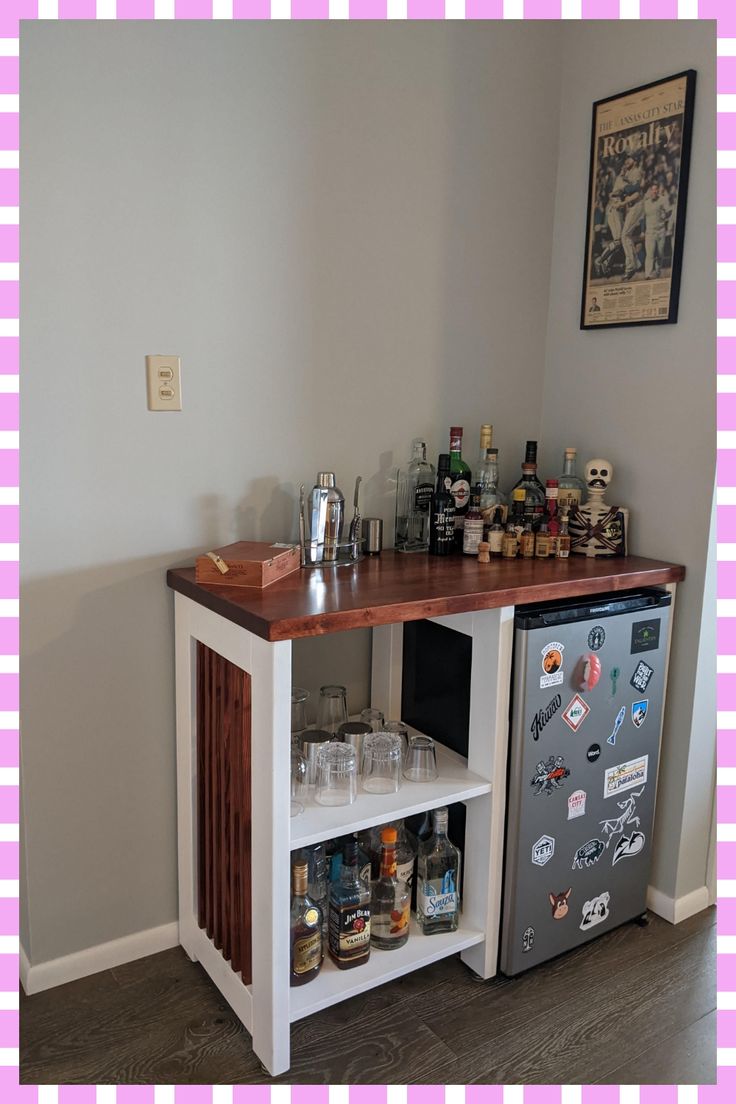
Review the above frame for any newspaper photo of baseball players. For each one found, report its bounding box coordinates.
[581,71,695,329]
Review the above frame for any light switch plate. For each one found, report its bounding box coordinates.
[146,355,182,411]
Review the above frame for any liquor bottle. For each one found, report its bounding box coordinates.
[509,487,526,539]
[429,454,455,556]
[371,827,411,950]
[395,438,435,553]
[476,448,506,521]
[557,511,571,559]
[502,517,519,559]
[304,842,329,941]
[290,859,323,986]
[519,519,535,559]
[406,811,433,909]
[558,448,587,513]
[535,521,551,559]
[394,819,418,895]
[544,479,560,556]
[416,807,461,935]
[511,441,546,528]
[328,837,371,970]
[448,427,472,549]
[473,424,493,485]
[487,507,505,558]
[463,494,484,556]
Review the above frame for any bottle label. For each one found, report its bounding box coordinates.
[396,857,414,889]
[372,903,411,942]
[488,529,504,555]
[450,478,471,513]
[502,533,518,558]
[415,482,434,515]
[293,929,322,974]
[536,534,551,558]
[557,537,571,559]
[559,489,582,510]
[463,518,484,555]
[329,903,371,962]
[418,873,458,919]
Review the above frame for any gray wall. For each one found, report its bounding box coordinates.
[21,21,562,963]
[540,21,715,904]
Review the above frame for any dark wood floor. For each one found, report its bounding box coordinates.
[21,906,716,1086]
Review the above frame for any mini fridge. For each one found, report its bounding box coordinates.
[499,588,672,977]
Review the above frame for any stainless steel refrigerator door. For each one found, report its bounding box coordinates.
[500,601,670,976]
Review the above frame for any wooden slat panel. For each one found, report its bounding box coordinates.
[196,643,252,985]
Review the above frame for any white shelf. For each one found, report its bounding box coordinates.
[289,918,484,1021]
[290,738,491,850]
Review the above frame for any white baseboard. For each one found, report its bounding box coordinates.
[20,921,180,996]
[647,883,711,925]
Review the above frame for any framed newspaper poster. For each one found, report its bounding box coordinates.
[580,70,696,329]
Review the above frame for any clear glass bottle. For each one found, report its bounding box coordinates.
[394,819,418,895]
[304,842,329,942]
[448,427,472,550]
[429,454,455,557]
[511,441,546,528]
[395,438,436,553]
[328,837,371,970]
[290,859,323,986]
[463,493,484,556]
[370,827,411,950]
[473,424,493,485]
[558,448,587,514]
[476,448,507,520]
[416,807,461,935]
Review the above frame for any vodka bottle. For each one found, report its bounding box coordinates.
[370,827,411,950]
[395,438,435,553]
[416,807,461,935]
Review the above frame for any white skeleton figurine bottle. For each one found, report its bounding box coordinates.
[569,459,629,558]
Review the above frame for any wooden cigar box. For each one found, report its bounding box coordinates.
[195,541,300,588]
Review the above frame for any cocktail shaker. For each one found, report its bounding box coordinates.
[309,472,344,562]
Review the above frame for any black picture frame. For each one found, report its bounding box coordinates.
[580,70,696,330]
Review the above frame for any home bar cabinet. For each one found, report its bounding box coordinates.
[167,552,684,1076]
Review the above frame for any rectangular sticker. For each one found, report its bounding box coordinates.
[631,618,661,654]
[603,755,649,799]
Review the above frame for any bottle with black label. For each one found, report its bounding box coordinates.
[395,438,435,553]
[448,427,472,549]
[290,859,323,987]
[511,441,546,529]
[328,837,371,970]
[429,454,456,556]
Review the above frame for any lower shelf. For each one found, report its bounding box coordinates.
[288,918,484,1022]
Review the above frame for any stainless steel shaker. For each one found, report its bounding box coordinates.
[309,472,344,562]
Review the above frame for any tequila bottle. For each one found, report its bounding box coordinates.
[511,441,546,528]
[328,837,371,969]
[416,807,461,935]
[290,859,323,986]
[395,438,435,553]
[558,448,587,513]
[371,827,411,950]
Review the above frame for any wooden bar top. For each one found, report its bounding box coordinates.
[167,552,685,643]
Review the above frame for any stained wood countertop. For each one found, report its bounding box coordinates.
[167,552,685,643]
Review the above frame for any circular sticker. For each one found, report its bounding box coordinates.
[588,625,606,651]
[305,907,320,925]
[543,648,563,674]
[586,743,601,763]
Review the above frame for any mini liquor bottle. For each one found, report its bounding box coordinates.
[487,507,505,558]
[371,827,411,950]
[557,511,571,559]
[502,517,519,559]
[558,448,587,514]
[511,441,546,528]
[416,807,461,935]
[290,859,323,987]
[544,479,560,556]
[509,487,526,539]
[463,494,484,556]
[535,522,551,559]
[395,438,435,553]
[519,520,535,559]
[328,837,371,969]
[448,427,472,550]
[429,454,456,556]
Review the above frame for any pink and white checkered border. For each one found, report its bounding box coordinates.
[2,0,725,1101]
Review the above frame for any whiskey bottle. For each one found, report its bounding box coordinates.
[290,859,323,987]
[519,519,535,559]
[511,441,546,528]
[448,427,472,550]
[487,507,505,558]
[558,448,587,513]
[462,494,484,556]
[557,511,571,559]
[395,438,435,553]
[429,454,455,557]
[535,522,551,559]
[416,807,461,935]
[328,837,371,969]
[371,827,411,950]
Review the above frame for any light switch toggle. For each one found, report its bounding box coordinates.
[146,355,182,411]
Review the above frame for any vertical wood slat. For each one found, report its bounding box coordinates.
[196,644,253,985]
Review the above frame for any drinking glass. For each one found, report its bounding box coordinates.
[317,685,349,734]
[291,746,307,817]
[361,731,403,794]
[360,707,385,732]
[384,720,409,764]
[403,735,439,783]
[291,687,310,744]
[315,743,358,807]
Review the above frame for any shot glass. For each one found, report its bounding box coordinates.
[361,731,403,794]
[315,742,358,807]
[403,734,439,783]
[317,684,349,734]
[291,687,310,744]
[291,746,307,817]
[360,707,385,732]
